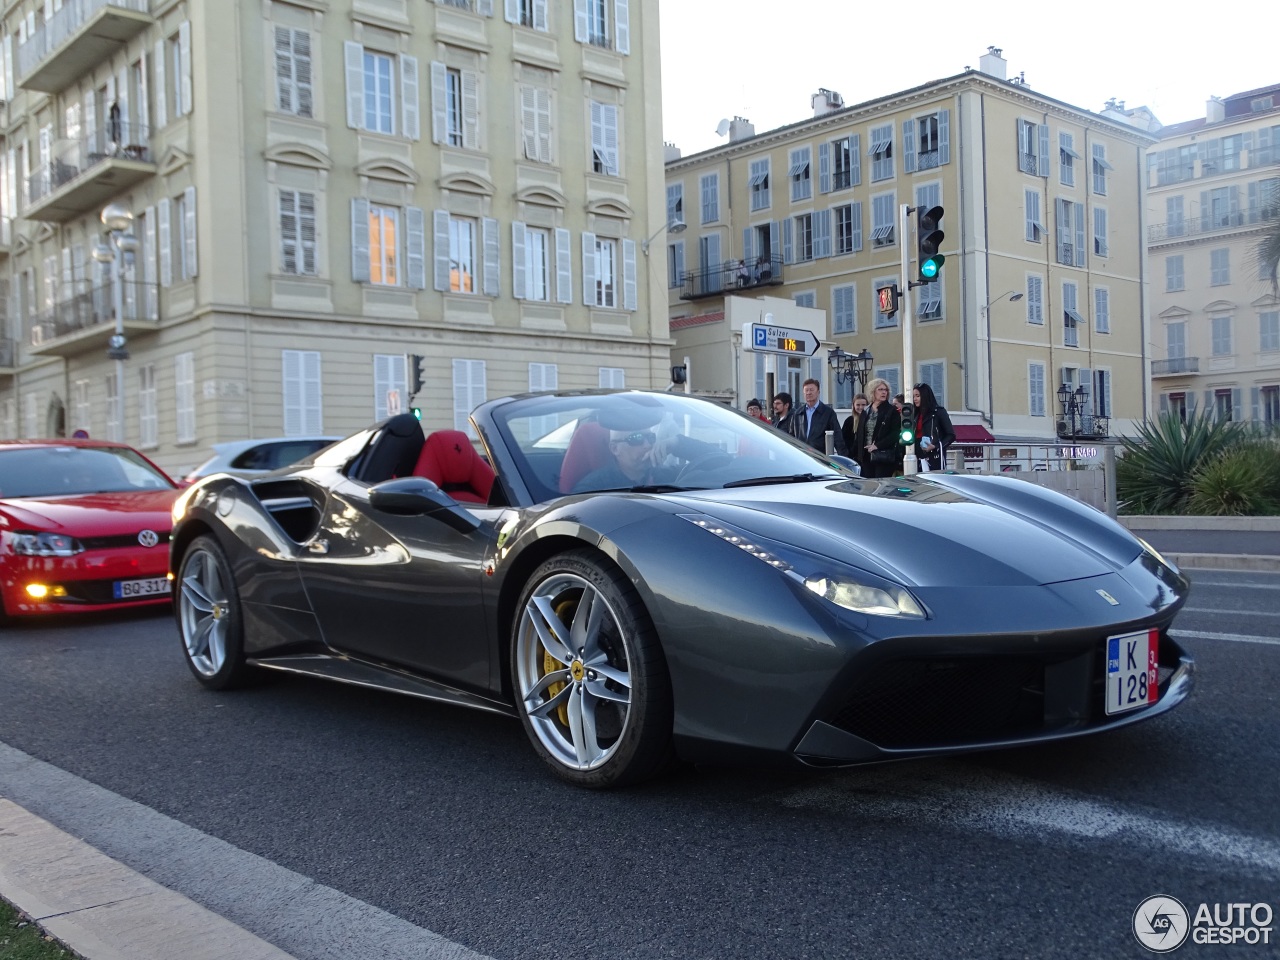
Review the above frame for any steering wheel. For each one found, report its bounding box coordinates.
[674,450,735,482]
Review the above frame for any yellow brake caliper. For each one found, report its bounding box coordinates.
[542,597,576,726]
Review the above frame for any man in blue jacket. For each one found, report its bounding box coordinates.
[790,378,848,455]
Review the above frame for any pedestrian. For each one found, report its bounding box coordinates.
[736,260,750,287]
[745,398,769,423]
[912,382,956,473]
[861,378,901,479]
[789,378,848,455]
[841,392,869,474]
[771,391,794,432]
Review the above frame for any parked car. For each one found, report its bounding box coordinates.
[182,436,341,484]
[0,440,180,619]
[170,391,1192,788]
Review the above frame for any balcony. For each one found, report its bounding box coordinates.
[28,279,159,358]
[680,257,784,301]
[25,125,155,223]
[1056,416,1110,440]
[1146,210,1272,243]
[1151,356,1200,377]
[17,0,152,93]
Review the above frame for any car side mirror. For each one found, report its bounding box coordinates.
[369,477,482,533]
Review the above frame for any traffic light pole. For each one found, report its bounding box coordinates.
[899,203,917,476]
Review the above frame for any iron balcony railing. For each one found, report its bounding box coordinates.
[1151,356,1200,376]
[1056,415,1110,440]
[30,279,159,346]
[26,123,153,206]
[1147,209,1276,242]
[680,256,784,300]
[16,0,149,79]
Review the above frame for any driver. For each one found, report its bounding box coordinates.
[573,420,720,493]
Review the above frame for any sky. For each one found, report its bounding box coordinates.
[659,1,1276,157]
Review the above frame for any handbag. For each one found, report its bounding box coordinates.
[871,448,896,464]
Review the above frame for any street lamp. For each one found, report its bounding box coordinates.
[979,290,1024,315]
[1057,381,1091,442]
[827,346,874,390]
[93,203,137,442]
[640,217,686,255]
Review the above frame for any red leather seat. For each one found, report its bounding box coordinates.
[558,421,611,494]
[413,430,494,503]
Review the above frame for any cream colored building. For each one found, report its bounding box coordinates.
[664,49,1157,446]
[0,0,668,477]
[1145,84,1280,425]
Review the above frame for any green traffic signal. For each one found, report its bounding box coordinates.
[916,205,945,283]
[899,402,916,444]
[920,254,945,279]
[411,407,423,420]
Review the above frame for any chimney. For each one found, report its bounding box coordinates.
[729,116,755,142]
[811,88,844,118]
[663,141,681,163]
[978,45,1007,81]
[1206,96,1225,124]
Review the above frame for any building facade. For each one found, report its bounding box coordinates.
[1145,84,1280,426]
[0,0,667,477]
[664,50,1156,446]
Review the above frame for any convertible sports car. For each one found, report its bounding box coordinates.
[1,439,179,619]
[170,390,1192,787]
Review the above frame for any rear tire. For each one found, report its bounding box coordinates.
[512,550,673,788]
[175,535,253,689]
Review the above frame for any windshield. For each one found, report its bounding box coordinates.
[492,391,853,503]
[0,445,175,498]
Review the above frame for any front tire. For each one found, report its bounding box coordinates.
[175,535,253,689]
[512,550,673,788]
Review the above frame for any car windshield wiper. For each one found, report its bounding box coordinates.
[579,484,700,494]
[721,473,842,489]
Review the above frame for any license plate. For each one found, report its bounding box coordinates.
[1105,629,1159,715]
[113,577,170,599]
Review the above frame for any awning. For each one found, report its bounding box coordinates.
[953,425,995,443]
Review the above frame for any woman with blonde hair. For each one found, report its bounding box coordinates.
[860,378,901,478]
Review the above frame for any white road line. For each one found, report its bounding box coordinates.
[1182,606,1280,617]
[1170,629,1280,646]
[1188,579,1280,590]
[772,764,1280,875]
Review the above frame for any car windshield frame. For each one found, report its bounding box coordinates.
[0,445,177,499]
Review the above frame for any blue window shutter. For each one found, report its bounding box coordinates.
[814,208,830,258]
[581,231,596,305]
[344,41,363,130]
[614,0,630,55]
[351,198,370,282]
[818,141,831,193]
[1159,394,1168,415]
[850,134,861,185]
[433,210,450,291]
[406,206,426,289]
[622,238,637,310]
[782,218,793,264]
[512,222,527,299]
[1233,388,1242,421]
[573,0,588,42]
[555,227,572,303]
[770,221,781,265]
[1074,202,1086,267]
[742,228,753,265]
[482,217,500,297]
[1200,191,1210,230]
[1252,386,1261,420]
[705,233,721,273]
[938,109,950,165]
[1038,124,1050,176]
[1229,184,1241,221]
[851,201,862,251]
[902,119,916,173]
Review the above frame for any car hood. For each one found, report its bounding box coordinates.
[0,490,178,534]
[668,477,1139,588]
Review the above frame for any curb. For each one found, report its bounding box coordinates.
[1120,516,1280,532]
[1166,553,1280,573]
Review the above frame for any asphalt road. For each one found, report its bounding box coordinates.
[2,569,1278,959]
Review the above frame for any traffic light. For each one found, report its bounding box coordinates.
[410,407,423,420]
[408,353,426,396]
[899,402,916,445]
[916,205,945,282]
[876,284,899,319]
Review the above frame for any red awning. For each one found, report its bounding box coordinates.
[953,425,995,443]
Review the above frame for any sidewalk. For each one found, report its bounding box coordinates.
[1118,515,1280,572]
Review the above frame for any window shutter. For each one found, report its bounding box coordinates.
[782,217,793,264]
[183,186,197,277]
[555,227,572,303]
[851,201,862,251]
[400,54,419,141]
[741,228,753,265]
[504,0,519,22]
[938,109,950,165]
[433,210,450,291]
[533,0,548,29]
[1074,202,1086,267]
[298,192,316,275]
[294,30,313,118]
[703,233,721,275]
[374,354,393,421]
[482,217,500,297]
[622,238,637,311]
[143,205,157,318]
[406,206,426,289]
[512,223,527,298]
[304,351,323,434]
[430,61,447,143]
[850,134,861,185]
[275,27,294,113]
[351,198,371,282]
[1159,394,1168,415]
[581,231,596,305]
[1252,386,1261,421]
[770,221,781,264]
[1037,123,1050,176]
[1200,190,1210,231]
[590,102,605,173]
[902,119,916,173]
[520,85,538,159]
[462,70,480,149]
[279,189,298,274]
[614,0,630,54]
[477,0,494,15]
[1232,388,1243,422]
[283,351,303,436]
[453,359,486,437]
[344,42,363,129]
[814,208,831,258]
[1229,184,1241,222]
[573,0,589,42]
[818,141,831,194]
[670,241,684,288]
[178,21,192,116]
[157,199,172,287]
[534,88,551,162]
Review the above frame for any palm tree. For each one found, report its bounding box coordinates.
[1260,182,1280,296]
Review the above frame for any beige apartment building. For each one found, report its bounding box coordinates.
[664,49,1157,447]
[0,0,667,477]
[1146,83,1280,426]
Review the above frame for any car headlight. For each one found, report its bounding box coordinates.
[680,513,926,619]
[11,532,85,557]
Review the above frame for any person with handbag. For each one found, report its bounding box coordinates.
[841,392,869,475]
[860,378,901,478]
[912,382,956,473]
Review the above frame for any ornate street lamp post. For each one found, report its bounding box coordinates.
[827,346,875,393]
[92,203,138,441]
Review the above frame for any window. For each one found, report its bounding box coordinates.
[443,66,472,147]
[919,361,945,404]
[793,291,815,309]
[910,113,946,170]
[1093,370,1112,418]
[174,352,195,443]
[72,379,91,437]
[509,0,548,29]
[1094,287,1110,334]
[354,201,425,289]
[1211,316,1232,356]
[518,83,552,163]
[1251,177,1280,223]
[700,173,719,224]
[916,275,942,321]
[1167,321,1186,359]
[1162,392,1188,423]
[452,358,486,438]
[346,44,420,139]
[449,216,477,293]
[283,350,323,436]
[831,135,858,190]
[173,187,198,281]
[369,205,399,286]
[1210,248,1230,286]
[667,240,684,289]
[1166,196,1185,237]
[873,275,898,329]
[1026,275,1044,325]
[1205,186,1236,229]
[749,158,770,211]
[1092,143,1111,195]
[1261,385,1280,423]
[589,236,616,307]
[667,183,683,226]
[1220,134,1243,173]
[869,124,894,181]
[1213,388,1236,422]
[373,354,407,422]
[363,51,395,134]
[1025,189,1044,242]
[1059,132,1077,186]
[793,214,813,262]
[871,193,895,247]
[279,189,317,276]
[1261,311,1280,352]
[590,101,619,175]
[789,147,811,202]
[1055,198,1085,267]
[599,367,625,388]
[274,26,313,118]
[138,365,157,448]
[1166,255,1184,292]
[834,202,861,255]
[832,283,855,334]
[1029,362,1046,417]
[1063,282,1082,347]
[1018,119,1046,176]
[1093,207,1108,257]
[575,0,631,54]
[157,23,192,125]
[529,362,558,392]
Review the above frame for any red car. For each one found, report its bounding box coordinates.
[0,440,180,619]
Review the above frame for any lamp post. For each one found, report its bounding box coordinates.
[640,217,687,255]
[1057,381,1091,465]
[93,203,137,442]
[826,346,874,395]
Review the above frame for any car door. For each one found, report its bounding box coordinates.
[295,475,499,691]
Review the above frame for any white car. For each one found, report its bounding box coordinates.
[182,436,341,484]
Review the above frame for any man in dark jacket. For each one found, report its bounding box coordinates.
[790,379,848,455]
[771,391,794,432]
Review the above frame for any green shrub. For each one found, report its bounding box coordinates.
[1186,442,1280,516]
[1116,410,1243,514]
